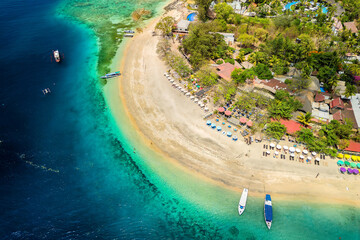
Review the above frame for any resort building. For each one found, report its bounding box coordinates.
[216,62,239,82]
[332,17,343,35]
[332,110,344,121]
[344,53,360,62]
[175,20,191,33]
[216,32,235,46]
[349,94,360,130]
[314,92,325,102]
[335,81,347,96]
[271,119,303,135]
[255,79,289,94]
[344,140,360,155]
[343,21,358,34]
[330,97,344,113]
[240,61,253,69]
[312,102,330,121]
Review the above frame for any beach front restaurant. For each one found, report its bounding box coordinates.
[343,140,360,155]
[175,20,191,33]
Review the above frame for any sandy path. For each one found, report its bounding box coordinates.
[116,7,360,206]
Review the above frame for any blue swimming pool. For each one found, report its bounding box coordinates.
[284,1,327,14]
[187,12,197,21]
[320,87,325,92]
[284,1,299,10]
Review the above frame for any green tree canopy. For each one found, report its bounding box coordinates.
[182,23,229,69]
[237,33,256,48]
[196,66,218,86]
[268,90,302,119]
[345,83,357,98]
[296,112,312,126]
[155,16,175,36]
[253,63,273,79]
[214,2,234,22]
[266,122,287,140]
[196,0,213,22]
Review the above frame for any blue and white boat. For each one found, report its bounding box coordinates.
[264,194,273,229]
[238,188,248,215]
[100,71,121,79]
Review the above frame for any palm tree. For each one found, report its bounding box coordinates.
[297,112,312,126]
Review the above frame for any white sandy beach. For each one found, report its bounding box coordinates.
[112,3,360,206]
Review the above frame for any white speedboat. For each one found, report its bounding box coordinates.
[238,188,248,215]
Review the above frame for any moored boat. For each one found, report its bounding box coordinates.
[264,194,273,229]
[53,50,60,63]
[238,188,248,215]
[100,71,121,79]
[124,30,135,33]
[124,34,134,38]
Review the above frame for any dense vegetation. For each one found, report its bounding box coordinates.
[159,0,360,153]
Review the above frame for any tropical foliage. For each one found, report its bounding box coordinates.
[155,16,175,36]
[182,23,232,69]
[296,112,312,126]
[266,122,286,140]
[268,90,302,119]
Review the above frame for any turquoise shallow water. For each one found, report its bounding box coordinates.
[0,0,359,238]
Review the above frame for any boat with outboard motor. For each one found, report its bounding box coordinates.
[100,71,121,79]
[238,188,248,215]
[264,194,273,229]
[53,50,60,63]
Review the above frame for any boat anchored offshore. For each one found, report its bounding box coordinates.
[42,88,51,95]
[100,71,121,79]
[238,188,248,215]
[124,30,135,33]
[53,50,60,63]
[264,194,273,229]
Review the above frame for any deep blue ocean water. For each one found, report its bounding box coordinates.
[0,0,198,239]
[1,0,360,239]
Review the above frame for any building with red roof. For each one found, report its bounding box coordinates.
[332,110,344,121]
[344,140,360,153]
[314,92,325,102]
[330,97,344,111]
[216,63,239,82]
[271,119,303,135]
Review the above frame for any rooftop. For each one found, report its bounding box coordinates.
[344,140,360,153]
[330,97,344,109]
[271,119,303,134]
[216,63,239,82]
[344,21,358,34]
[176,20,190,30]
[332,17,343,31]
[349,94,360,129]
[314,92,325,102]
[260,79,289,92]
[332,110,344,121]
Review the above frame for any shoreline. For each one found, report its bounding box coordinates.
[104,1,360,208]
